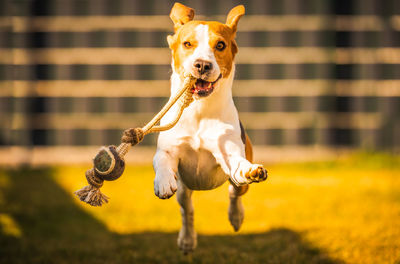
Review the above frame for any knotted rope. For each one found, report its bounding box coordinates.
[74,74,197,206]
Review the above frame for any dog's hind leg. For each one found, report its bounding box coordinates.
[229,127,251,231]
[176,180,197,254]
[228,183,248,231]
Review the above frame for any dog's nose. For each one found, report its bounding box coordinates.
[193,59,213,74]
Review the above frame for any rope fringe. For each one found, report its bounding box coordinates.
[74,185,109,206]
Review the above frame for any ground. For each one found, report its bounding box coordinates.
[0,152,399,263]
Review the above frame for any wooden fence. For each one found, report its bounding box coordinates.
[1,0,399,164]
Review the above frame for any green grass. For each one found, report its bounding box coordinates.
[0,153,399,263]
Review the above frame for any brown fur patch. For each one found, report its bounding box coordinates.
[239,121,253,162]
[239,121,246,145]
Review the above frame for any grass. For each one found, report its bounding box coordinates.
[0,152,399,263]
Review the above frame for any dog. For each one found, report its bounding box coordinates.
[153,2,268,253]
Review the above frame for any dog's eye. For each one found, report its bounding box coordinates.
[183,41,192,48]
[216,41,226,51]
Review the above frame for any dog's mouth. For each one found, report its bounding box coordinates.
[191,74,222,98]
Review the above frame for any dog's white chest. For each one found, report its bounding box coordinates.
[156,68,242,191]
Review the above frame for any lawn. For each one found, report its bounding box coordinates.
[0,153,399,263]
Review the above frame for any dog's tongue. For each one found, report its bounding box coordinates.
[192,79,214,97]
[195,80,212,91]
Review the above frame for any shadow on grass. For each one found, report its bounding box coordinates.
[0,168,343,264]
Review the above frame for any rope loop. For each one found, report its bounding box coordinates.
[179,87,194,108]
[85,168,104,188]
[121,127,144,146]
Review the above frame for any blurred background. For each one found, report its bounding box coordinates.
[1,0,399,165]
[0,1,399,263]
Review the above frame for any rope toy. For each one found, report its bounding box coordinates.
[74,74,197,206]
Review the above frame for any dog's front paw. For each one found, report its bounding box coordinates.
[245,164,268,183]
[154,174,177,199]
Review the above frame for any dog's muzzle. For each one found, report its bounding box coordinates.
[191,74,222,98]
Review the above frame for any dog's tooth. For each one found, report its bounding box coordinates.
[208,82,212,88]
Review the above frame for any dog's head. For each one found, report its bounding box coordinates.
[167,3,245,98]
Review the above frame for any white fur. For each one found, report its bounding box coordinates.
[154,68,254,190]
[182,24,221,82]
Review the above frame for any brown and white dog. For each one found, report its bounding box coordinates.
[153,3,268,253]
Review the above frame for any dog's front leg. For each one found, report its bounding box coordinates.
[153,149,178,199]
[228,156,268,186]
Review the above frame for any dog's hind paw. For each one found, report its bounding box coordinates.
[178,229,197,255]
[245,165,268,183]
[229,198,244,232]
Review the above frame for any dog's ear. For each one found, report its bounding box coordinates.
[167,34,176,49]
[170,2,195,30]
[226,5,245,33]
